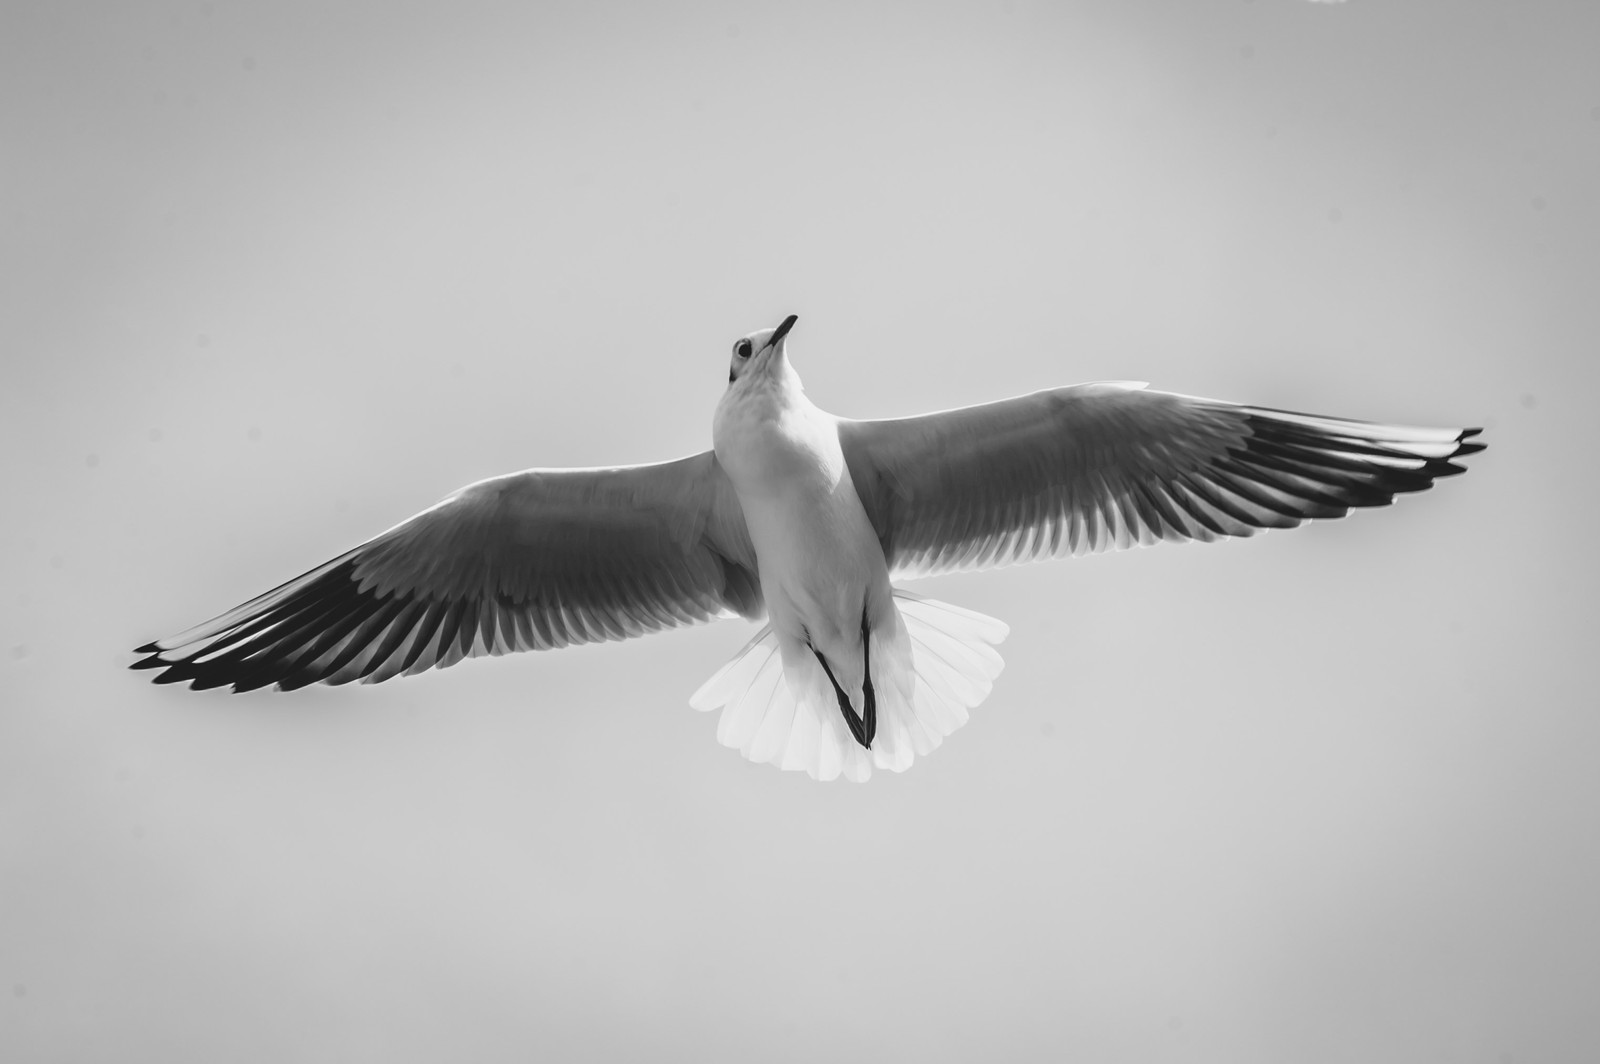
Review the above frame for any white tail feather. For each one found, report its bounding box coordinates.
[689,590,1008,781]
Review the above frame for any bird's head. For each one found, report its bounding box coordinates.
[726,314,798,387]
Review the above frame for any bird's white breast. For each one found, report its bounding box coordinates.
[713,375,889,652]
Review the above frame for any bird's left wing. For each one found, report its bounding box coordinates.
[837,382,1483,579]
[133,451,761,691]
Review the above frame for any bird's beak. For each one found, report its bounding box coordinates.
[765,314,798,351]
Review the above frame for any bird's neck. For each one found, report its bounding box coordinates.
[713,363,833,495]
[718,358,806,422]
[760,354,805,397]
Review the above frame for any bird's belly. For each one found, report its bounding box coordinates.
[745,481,888,647]
[715,396,890,650]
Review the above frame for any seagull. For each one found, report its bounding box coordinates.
[134,315,1484,781]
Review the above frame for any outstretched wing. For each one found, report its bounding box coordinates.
[133,451,761,691]
[838,382,1484,579]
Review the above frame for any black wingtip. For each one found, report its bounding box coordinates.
[1454,427,1485,457]
[133,641,160,654]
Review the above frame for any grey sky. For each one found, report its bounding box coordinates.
[3,2,1596,1061]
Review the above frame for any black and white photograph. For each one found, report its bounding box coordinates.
[2,2,1593,1061]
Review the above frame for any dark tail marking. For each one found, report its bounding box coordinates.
[810,612,877,750]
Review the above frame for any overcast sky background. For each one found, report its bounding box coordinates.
[3,1,1596,1061]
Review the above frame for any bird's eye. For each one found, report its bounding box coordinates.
[734,339,753,359]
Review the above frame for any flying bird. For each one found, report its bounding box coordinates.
[134,315,1484,781]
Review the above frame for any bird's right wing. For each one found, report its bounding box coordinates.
[837,382,1484,579]
[133,450,761,691]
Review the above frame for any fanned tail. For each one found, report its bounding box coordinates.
[689,590,1008,782]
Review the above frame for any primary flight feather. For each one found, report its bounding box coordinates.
[134,315,1484,780]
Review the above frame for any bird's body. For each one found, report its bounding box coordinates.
[715,342,892,728]
[135,315,1485,781]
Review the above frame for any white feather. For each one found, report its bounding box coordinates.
[688,590,1008,781]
